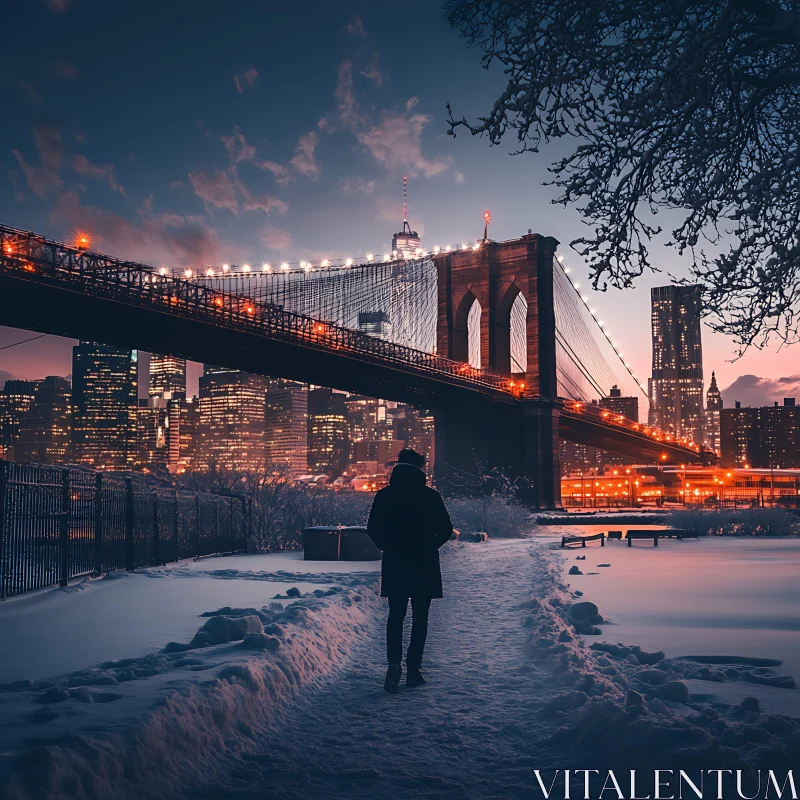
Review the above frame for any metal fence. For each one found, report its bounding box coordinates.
[0,460,249,599]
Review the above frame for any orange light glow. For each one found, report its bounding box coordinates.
[214,297,224,307]
[74,231,92,250]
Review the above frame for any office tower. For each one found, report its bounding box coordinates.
[169,397,200,474]
[264,379,308,475]
[705,371,723,455]
[15,376,72,464]
[650,285,705,444]
[149,354,186,400]
[71,343,138,469]
[135,397,170,469]
[0,379,39,459]
[197,368,267,473]
[721,399,800,468]
[599,386,639,423]
[391,176,422,258]
[308,388,350,475]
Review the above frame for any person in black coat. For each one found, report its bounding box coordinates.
[367,448,453,692]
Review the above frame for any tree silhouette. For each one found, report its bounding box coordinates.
[446,0,800,351]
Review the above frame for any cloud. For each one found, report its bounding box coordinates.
[72,154,124,193]
[189,168,239,213]
[360,54,383,86]
[720,374,800,408]
[52,61,78,79]
[289,132,321,179]
[345,14,366,38]
[237,182,288,215]
[260,225,292,252]
[234,66,260,94]
[455,171,465,183]
[335,61,362,128]
[355,111,451,177]
[341,176,375,194]
[52,191,234,266]
[44,0,72,12]
[257,160,294,185]
[221,128,256,163]
[13,125,63,198]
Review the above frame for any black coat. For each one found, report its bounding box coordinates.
[367,464,453,598]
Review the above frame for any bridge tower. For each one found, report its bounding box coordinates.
[431,234,562,508]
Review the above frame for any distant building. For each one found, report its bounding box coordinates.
[169,397,200,474]
[15,376,72,465]
[721,398,800,468]
[265,379,308,475]
[149,354,186,400]
[599,385,639,423]
[0,379,39,459]
[705,372,723,455]
[308,388,349,476]
[649,285,704,444]
[71,343,138,469]
[391,177,422,258]
[197,368,268,473]
[135,397,170,469]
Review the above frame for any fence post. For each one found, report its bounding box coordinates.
[230,497,236,554]
[93,472,104,576]
[125,478,135,571]
[152,493,161,566]
[215,499,220,555]
[59,468,71,587]
[173,489,179,562]
[244,497,251,554]
[194,494,201,557]
[0,460,8,598]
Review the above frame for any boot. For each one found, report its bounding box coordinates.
[384,664,402,693]
[406,667,426,688]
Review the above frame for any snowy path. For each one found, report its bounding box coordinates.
[188,540,560,800]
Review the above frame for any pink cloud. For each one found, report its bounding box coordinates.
[52,61,78,79]
[345,14,366,38]
[234,66,260,94]
[52,191,236,266]
[221,128,257,163]
[237,182,288,216]
[360,54,383,86]
[13,125,63,198]
[341,176,375,194]
[72,154,124,193]
[289,132,321,180]
[188,168,239,213]
[260,225,292,252]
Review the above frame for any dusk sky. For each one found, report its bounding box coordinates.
[1,0,796,399]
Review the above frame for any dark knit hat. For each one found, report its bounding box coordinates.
[397,448,425,469]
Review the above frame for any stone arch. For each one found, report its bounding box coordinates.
[453,290,481,366]
[494,282,527,375]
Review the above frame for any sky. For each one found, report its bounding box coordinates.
[0,0,796,402]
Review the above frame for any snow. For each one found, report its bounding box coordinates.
[2,535,799,799]
[549,529,800,716]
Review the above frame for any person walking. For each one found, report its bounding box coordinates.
[366,448,453,692]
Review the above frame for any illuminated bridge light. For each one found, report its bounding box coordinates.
[207,268,214,277]
[184,269,193,278]
[75,232,91,250]
[281,262,289,271]
[159,267,168,276]
[445,245,451,252]
[433,246,440,254]
[573,282,580,290]
[243,264,251,273]
[383,253,391,262]
[222,264,230,273]
[262,263,270,272]
[321,259,330,267]
[366,253,374,262]
[345,258,353,267]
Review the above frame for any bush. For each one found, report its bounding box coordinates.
[446,495,532,538]
[668,507,800,537]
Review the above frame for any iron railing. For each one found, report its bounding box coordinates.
[0,460,249,599]
[0,224,514,397]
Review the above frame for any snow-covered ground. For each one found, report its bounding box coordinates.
[549,528,800,716]
[2,536,799,800]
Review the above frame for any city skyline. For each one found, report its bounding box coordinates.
[0,1,797,389]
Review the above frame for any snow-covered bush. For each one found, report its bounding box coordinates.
[668,507,800,537]
[446,495,532,538]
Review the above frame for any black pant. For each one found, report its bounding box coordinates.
[387,595,432,669]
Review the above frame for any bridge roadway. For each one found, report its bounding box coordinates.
[0,225,704,467]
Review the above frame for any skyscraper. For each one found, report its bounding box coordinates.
[650,285,705,444]
[149,354,186,399]
[264,379,308,475]
[0,379,39,459]
[721,399,800,468]
[599,386,639,423]
[705,372,723,455]
[71,343,138,469]
[15,376,72,465]
[197,367,267,473]
[308,388,349,476]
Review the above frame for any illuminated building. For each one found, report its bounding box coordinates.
[308,388,349,476]
[649,285,704,444]
[0,379,39,459]
[15,376,72,464]
[599,385,638,422]
[705,372,722,454]
[71,343,138,469]
[391,176,422,258]
[135,397,169,469]
[197,367,267,473]
[264,379,308,475]
[149,354,186,400]
[170,398,200,474]
[721,398,800,468]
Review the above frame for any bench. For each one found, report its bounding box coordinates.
[561,532,605,548]
[626,530,659,547]
[607,530,623,541]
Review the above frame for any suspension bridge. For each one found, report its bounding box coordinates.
[0,224,706,508]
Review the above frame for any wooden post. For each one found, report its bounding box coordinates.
[93,472,104,576]
[125,478,135,571]
[601,533,605,547]
[59,469,71,587]
[152,493,161,566]
[654,535,659,547]
[172,489,179,562]
[0,460,8,598]
[194,494,201,557]
[214,499,220,555]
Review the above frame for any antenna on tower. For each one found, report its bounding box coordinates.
[403,175,407,223]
